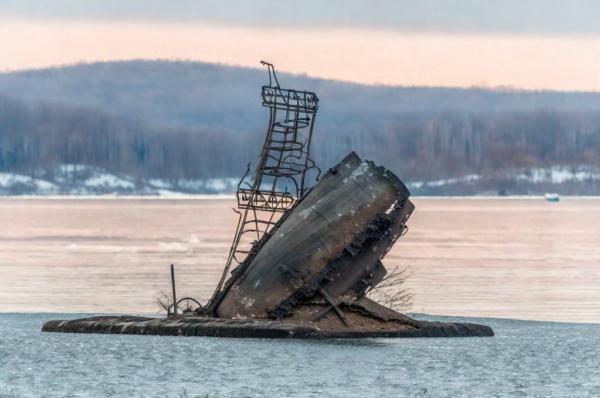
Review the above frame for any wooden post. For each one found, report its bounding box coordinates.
[171,264,178,316]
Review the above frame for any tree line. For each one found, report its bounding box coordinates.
[2,94,600,190]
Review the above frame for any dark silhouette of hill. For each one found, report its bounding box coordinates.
[1,60,600,194]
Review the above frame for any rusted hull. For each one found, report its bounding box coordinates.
[214,152,411,320]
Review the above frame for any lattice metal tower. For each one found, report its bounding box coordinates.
[210,61,320,301]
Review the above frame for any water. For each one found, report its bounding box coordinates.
[1,198,599,321]
[0,313,598,397]
[1,198,600,396]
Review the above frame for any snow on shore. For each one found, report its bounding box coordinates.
[0,165,239,196]
[407,165,600,191]
[2,164,600,196]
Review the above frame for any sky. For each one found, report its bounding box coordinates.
[1,0,599,91]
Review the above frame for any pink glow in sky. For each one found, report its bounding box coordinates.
[1,19,599,91]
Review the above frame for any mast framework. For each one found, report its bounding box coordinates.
[209,61,320,304]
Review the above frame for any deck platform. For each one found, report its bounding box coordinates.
[42,315,493,339]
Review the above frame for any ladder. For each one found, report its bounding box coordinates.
[210,61,320,302]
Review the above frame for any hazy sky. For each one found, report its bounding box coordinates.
[1,0,599,90]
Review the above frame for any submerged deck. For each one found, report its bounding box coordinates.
[42,315,493,339]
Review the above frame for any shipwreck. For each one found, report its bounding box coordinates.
[43,62,493,338]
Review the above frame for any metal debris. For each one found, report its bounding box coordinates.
[204,62,420,331]
[209,61,320,306]
[42,62,494,338]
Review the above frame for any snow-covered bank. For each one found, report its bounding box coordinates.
[407,165,600,195]
[2,164,600,196]
[0,194,236,200]
[0,165,239,196]
[408,165,600,190]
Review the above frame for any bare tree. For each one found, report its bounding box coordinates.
[156,290,173,315]
[366,266,414,312]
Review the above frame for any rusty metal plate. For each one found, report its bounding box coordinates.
[216,152,410,318]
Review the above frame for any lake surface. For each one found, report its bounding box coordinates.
[1,313,599,397]
[0,197,599,322]
[1,198,600,396]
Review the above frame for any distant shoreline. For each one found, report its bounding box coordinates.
[1,194,600,200]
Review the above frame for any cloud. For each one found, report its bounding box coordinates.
[2,0,600,35]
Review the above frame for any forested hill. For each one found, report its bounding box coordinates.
[1,60,600,195]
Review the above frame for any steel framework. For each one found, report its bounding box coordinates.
[209,61,320,303]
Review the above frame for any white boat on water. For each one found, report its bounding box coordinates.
[544,193,560,202]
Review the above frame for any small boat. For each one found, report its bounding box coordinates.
[544,193,560,202]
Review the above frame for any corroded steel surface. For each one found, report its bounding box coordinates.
[214,152,412,320]
[211,62,320,303]
[42,315,494,338]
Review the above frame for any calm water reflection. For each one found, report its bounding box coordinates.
[0,198,599,322]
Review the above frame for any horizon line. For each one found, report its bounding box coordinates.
[2,58,600,95]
